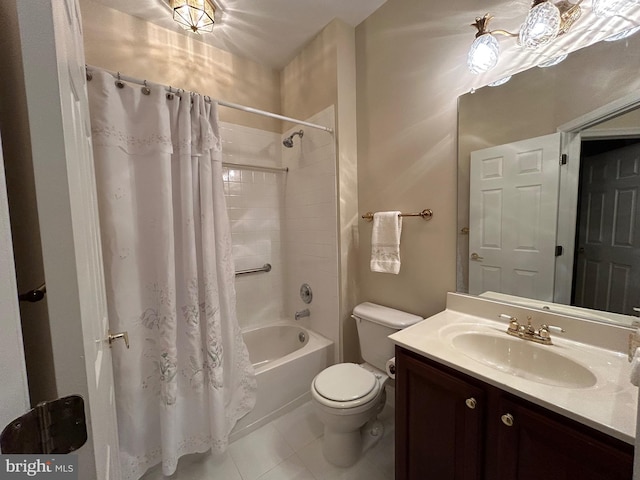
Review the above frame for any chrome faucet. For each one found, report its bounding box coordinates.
[500,314,565,345]
[295,308,310,321]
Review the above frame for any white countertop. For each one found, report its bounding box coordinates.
[390,293,638,444]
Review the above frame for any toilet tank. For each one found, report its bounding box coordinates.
[353,302,423,371]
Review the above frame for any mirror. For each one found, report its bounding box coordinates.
[457,33,640,328]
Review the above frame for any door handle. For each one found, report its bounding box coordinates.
[107,331,129,349]
[470,252,484,261]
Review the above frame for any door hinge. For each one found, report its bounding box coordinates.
[555,245,563,256]
[0,395,87,454]
[560,154,568,165]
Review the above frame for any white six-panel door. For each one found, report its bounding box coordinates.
[16,1,121,478]
[469,133,562,301]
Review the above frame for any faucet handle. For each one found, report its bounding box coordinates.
[499,314,519,331]
[540,324,565,334]
[537,324,565,344]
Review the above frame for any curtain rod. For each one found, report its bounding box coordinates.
[86,66,334,134]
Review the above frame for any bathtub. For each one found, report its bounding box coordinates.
[230,322,333,441]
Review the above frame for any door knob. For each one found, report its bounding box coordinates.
[107,331,129,349]
[470,252,484,261]
[501,413,514,427]
[465,397,477,409]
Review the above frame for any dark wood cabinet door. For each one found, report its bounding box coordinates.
[396,348,485,480]
[494,394,633,480]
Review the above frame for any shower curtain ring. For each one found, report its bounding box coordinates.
[115,72,125,89]
[85,65,92,81]
[167,86,174,100]
[142,80,151,96]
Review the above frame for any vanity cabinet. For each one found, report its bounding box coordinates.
[395,346,485,480]
[395,347,634,480]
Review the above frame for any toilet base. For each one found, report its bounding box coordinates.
[361,418,384,453]
[322,417,385,467]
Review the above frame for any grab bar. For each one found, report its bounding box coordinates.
[235,264,272,276]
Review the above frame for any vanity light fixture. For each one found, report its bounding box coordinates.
[170,0,216,34]
[467,0,638,74]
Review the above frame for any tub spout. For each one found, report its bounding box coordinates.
[295,309,310,321]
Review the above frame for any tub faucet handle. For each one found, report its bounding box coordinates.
[295,309,310,321]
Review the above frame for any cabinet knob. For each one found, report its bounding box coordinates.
[465,397,477,409]
[501,413,514,427]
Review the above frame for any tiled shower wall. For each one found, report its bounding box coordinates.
[220,107,339,353]
[282,107,340,355]
[221,123,285,330]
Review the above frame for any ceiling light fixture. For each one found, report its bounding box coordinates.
[170,0,216,34]
[467,0,638,74]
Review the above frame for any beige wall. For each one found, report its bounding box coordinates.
[334,22,360,363]
[281,21,338,129]
[355,0,466,318]
[80,0,282,133]
[281,19,360,362]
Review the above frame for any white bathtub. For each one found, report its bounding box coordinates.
[230,322,333,441]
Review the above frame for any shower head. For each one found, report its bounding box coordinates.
[283,129,304,148]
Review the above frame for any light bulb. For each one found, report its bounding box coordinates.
[519,2,561,50]
[467,33,500,74]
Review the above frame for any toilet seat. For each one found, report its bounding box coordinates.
[312,363,381,409]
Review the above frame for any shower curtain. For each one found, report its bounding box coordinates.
[87,69,256,479]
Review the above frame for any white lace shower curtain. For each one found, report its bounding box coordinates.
[87,69,256,479]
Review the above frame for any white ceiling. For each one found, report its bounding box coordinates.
[92,0,387,69]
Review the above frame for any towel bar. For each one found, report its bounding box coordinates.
[361,209,433,222]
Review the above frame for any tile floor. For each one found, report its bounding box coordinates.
[141,401,395,480]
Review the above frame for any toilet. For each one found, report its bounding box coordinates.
[310,302,422,467]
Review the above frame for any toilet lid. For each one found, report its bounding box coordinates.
[314,363,377,402]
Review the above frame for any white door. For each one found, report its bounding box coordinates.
[574,142,640,315]
[0,132,30,431]
[469,133,562,301]
[16,1,121,479]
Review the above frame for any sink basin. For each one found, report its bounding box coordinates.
[451,332,597,388]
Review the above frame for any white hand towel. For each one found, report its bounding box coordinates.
[370,211,403,274]
[631,347,640,387]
